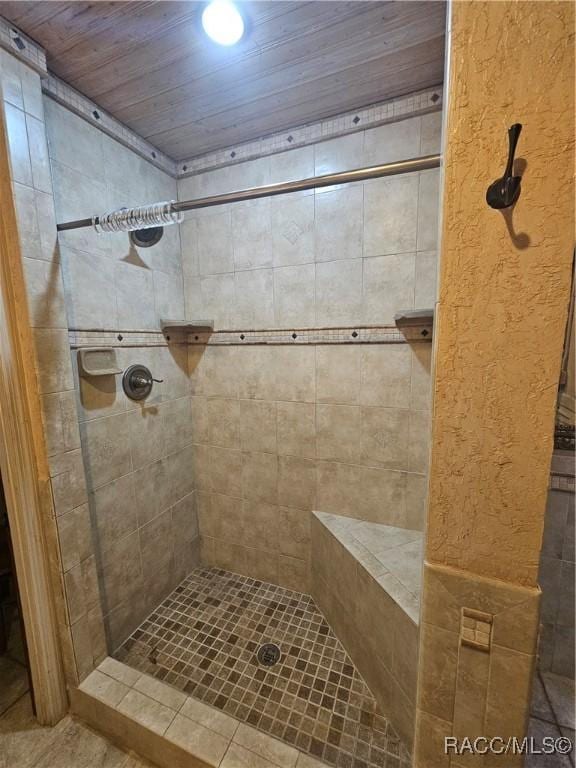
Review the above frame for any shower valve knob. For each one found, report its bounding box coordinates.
[122,364,163,400]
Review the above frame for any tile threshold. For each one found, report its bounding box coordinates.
[73,657,330,768]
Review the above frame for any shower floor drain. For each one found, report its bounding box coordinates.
[256,642,281,667]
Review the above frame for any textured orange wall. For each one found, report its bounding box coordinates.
[426,0,575,587]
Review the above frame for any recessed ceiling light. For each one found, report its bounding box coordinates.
[202,0,245,46]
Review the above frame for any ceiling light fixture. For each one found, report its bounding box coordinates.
[202,0,245,46]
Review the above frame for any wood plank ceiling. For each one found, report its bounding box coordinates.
[0,1,446,160]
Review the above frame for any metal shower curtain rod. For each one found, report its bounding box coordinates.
[55,153,441,232]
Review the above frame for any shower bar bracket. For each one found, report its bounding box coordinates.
[55,154,441,232]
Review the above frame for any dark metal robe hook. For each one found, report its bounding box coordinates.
[486,123,523,209]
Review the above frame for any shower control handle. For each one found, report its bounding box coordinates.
[122,364,163,401]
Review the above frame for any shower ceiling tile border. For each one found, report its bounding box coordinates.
[42,73,178,177]
[0,14,45,74]
[0,15,442,183]
[177,86,443,178]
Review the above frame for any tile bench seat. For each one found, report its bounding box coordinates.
[311,511,423,748]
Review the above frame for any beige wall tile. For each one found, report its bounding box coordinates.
[60,246,117,330]
[115,262,156,330]
[165,444,195,505]
[278,507,310,560]
[202,397,240,449]
[235,268,275,328]
[80,412,132,490]
[278,555,309,593]
[315,259,363,326]
[363,253,415,325]
[205,446,243,497]
[32,328,74,394]
[315,186,363,263]
[316,404,361,463]
[0,50,25,109]
[26,113,52,194]
[363,116,421,166]
[98,530,143,613]
[270,145,314,184]
[410,342,433,411]
[189,273,235,329]
[239,399,277,453]
[274,264,315,327]
[364,174,419,257]
[197,208,234,275]
[273,347,316,403]
[152,270,183,327]
[417,622,459,723]
[171,491,198,544]
[49,448,88,515]
[127,404,165,470]
[360,407,410,470]
[314,132,363,175]
[276,401,315,458]
[316,346,361,405]
[278,455,316,510]
[90,474,138,555]
[232,199,272,271]
[242,451,278,504]
[57,503,92,572]
[245,547,278,583]
[271,193,315,267]
[408,410,431,473]
[133,458,171,527]
[417,169,440,251]
[41,390,81,456]
[316,460,405,525]
[4,103,32,185]
[242,500,278,552]
[413,710,452,768]
[161,396,194,452]
[361,346,412,408]
[414,250,438,308]
[45,98,104,180]
[236,347,276,401]
[484,645,534,749]
[405,473,428,531]
[12,181,43,260]
[421,111,442,155]
[214,539,247,573]
[23,256,67,329]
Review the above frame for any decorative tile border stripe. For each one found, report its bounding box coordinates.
[0,15,46,74]
[42,74,178,176]
[178,87,443,177]
[68,329,171,349]
[68,325,432,349]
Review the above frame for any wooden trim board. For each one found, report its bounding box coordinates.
[0,100,68,723]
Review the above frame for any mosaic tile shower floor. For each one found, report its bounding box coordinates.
[115,567,411,768]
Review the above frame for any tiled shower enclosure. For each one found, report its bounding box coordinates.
[40,80,441,764]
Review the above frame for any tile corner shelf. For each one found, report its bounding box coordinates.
[394,308,434,327]
[160,319,214,333]
[394,308,434,340]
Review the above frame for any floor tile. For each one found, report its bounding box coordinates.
[116,567,411,768]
